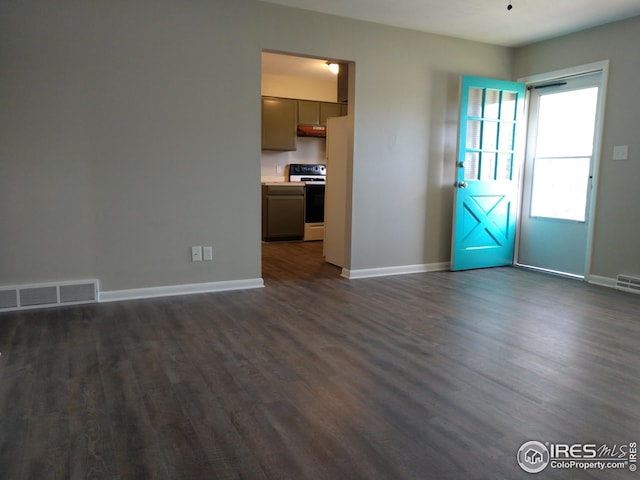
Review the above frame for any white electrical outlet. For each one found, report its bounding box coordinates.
[613,145,629,161]
[191,246,203,262]
[276,165,283,174]
[203,246,213,261]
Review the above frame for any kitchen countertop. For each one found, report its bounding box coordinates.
[261,175,287,183]
[261,181,305,186]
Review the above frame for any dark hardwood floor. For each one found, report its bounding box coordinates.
[261,241,342,283]
[1,241,639,479]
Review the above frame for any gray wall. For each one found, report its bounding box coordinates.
[514,16,640,280]
[1,0,263,290]
[0,0,513,292]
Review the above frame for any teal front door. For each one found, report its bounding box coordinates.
[451,76,526,271]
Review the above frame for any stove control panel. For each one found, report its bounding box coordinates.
[288,163,326,177]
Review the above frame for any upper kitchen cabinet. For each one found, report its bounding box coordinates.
[262,97,297,151]
[298,100,320,125]
[298,100,344,126]
[320,102,343,125]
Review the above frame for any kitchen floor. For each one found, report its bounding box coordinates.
[261,241,341,282]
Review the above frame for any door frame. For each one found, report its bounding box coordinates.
[515,60,609,281]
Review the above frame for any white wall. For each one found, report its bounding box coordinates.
[0,0,512,293]
[514,16,640,280]
[261,138,327,181]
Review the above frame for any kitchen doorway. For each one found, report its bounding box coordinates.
[260,51,354,282]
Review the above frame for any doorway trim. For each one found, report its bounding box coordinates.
[515,60,609,281]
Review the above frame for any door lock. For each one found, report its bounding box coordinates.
[458,161,465,168]
[458,181,468,188]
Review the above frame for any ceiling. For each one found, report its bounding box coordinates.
[259,0,640,48]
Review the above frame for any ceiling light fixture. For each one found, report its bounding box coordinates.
[326,62,339,74]
[507,1,513,10]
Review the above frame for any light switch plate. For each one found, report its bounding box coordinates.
[203,246,213,261]
[191,246,203,262]
[613,145,629,161]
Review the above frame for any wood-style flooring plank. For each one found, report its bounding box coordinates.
[21,411,71,480]
[172,379,268,480]
[67,317,119,480]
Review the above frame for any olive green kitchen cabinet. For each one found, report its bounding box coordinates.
[262,97,297,151]
[298,100,321,126]
[262,184,305,241]
[320,102,343,125]
[298,100,345,126]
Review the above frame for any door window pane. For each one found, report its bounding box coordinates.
[500,92,516,120]
[482,121,498,151]
[467,88,483,117]
[480,153,497,180]
[464,152,479,180]
[484,89,501,119]
[536,87,598,158]
[530,157,590,221]
[497,153,513,181]
[466,120,481,149]
[498,123,514,152]
[529,86,598,222]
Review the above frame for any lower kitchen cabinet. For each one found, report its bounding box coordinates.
[262,184,304,241]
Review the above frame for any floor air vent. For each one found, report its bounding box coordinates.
[0,280,98,312]
[616,274,640,293]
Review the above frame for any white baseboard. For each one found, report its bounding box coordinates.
[589,274,640,295]
[588,275,617,289]
[342,262,450,280]
[99,278,264,303]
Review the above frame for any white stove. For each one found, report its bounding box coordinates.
[288,164,326,241]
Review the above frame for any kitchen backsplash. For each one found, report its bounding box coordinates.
[261,137,326,181]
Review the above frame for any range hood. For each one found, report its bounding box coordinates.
[297,124,326,137]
